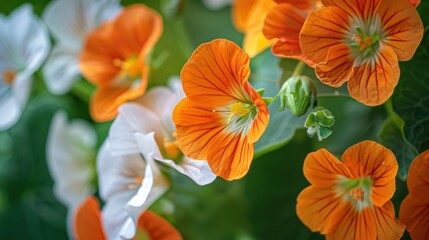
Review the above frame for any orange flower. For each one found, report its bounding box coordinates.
[232,0,275,57]
[300,0,423,106]
[297,141,405,239]
[263,0,321,66]
[173,39,269,180]
[399,150,429,240]
[74,197,182,240]
[80,4,163,121]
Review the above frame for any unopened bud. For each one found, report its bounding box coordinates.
[305,106,334,141]
[278,75,316,116]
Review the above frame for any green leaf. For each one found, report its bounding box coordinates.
[249,51,306,157]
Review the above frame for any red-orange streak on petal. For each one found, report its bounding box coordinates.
[296,186,347,234]
[303,148,351,187]
[180,39,251,108]
[74,197,106,240]
[173,98,224,160]
[300,6,349,65]
[400,195,429,240]
[315,44,353,87]
[347,46,400,106]
[341,141,398,207]
[374,201,405,239]
[138,211,182,240]
[207,133,254,180]
[378,0,423,61]
[322,0,382,19]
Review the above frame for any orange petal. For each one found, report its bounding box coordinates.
[243,81,269,143]
[347,46,400,106]
[180,39,250,108]
[232,0,257,32]
[296,186,346,234]
[341,141,398,207]
[173,98,225,160]
[315,44,353,87]
[322,0,382,18]
[300,6,349,64]
[208,134,254,180]
[74,197,106,240]
[242,0,276,57]
[374,201,405,239]
[326,204,377,240]
[275,0,315,10]
[378,0,423,61]
[303,148,351,187]
[407,0,421,6]
[138,211,182,240]
[400,195,429,240]
[407,150,429,202]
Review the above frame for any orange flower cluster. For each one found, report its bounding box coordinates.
[297,141,405,239]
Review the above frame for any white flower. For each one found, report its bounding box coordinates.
[202,0,232,10]
[46,111,97,237]
[42,0,121,95]
[98,137,169,239]
[109,78,216,185]
[0,4,50,130]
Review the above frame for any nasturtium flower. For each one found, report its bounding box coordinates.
[297,141,405,239]
[46,111,97,237]
[109,78,216,185]
[97,140,169,239]
[232,0,275,58]
[263,0,321,66]
[80,4,163,121]
[42,0,121,95]
[300,0,423,106]
[173,39,269,181]
[74,197,182,240]
[0,4,50,130]
[399,150,429,240]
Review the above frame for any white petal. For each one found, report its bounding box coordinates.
[108,103,163,156]
[46,111,96,208]
[42,45,80,95]
[135,132,216,185]
[0,88,21,130]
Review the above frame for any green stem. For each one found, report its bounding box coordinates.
[71,80,94,103]
[292,61,306,76]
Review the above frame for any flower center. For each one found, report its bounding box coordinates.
[128,176,143,189]
[2,69,16,85]
[337,176,372,212]
[113,57,142,79]
[163,132,181,160]
[227,102,250,124]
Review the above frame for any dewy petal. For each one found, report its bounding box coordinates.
[138,211,182,240]
[207,134,254,180]
[348,46,400,106]
[374,201,405,240]
[303,148,351,187]
[326,203,377,240]
[406,150,429,202]
[400,195,429,240]
[74,197,106,240]
[341,141,398,207]
[42,45,80,95]
[232,0,257,32]
[181,39,251,107]
[173,98,225,160]
[296,186,347,234]
[242,0,276,57]
[315,44,353,87]
[135,132,216,185]
[378,0,423,61]
[46,111,96,209]
[109,103,164,156]
[300,6,349,64]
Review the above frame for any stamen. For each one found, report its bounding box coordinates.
[2,69,16,85]
[227,102,250,124]
[113,57,141,78]
[127,176,143,189]
[163,131,180,159]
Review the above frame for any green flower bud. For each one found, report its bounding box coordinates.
[305,106,335,141]
[278,75,316,116]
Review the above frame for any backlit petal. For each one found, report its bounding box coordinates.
[231,0,257,32]
[348,46,399,106]
[74,197,106,240]
[341,141,398,207]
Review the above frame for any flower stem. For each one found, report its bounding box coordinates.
[292,61,306,76]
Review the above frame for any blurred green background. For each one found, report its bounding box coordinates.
[1,0,428,239]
